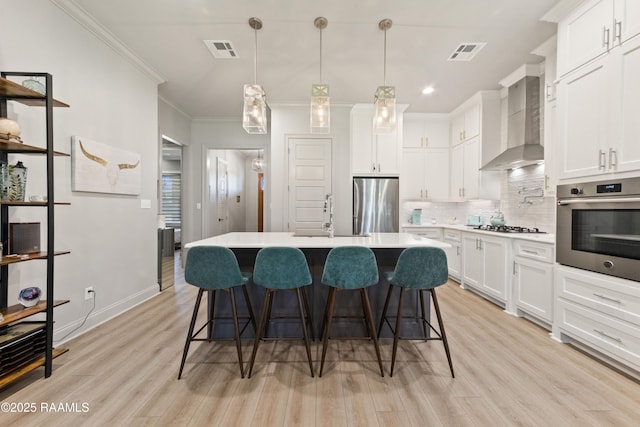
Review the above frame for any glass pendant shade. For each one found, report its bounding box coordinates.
[373,85,397,134]
[243,84,267,134]
[310,84,330,134]
[251,150,263,171]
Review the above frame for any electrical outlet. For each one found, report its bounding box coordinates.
[84,286,94,300]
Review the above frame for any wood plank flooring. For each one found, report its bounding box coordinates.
[1,259,639,426]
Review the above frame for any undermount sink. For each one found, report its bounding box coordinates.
[292,233,371,238]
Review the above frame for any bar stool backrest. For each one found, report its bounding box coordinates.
[321,246,379,289]
[185,246,245,289]
[253,247,312,289]
[389,247,448,289]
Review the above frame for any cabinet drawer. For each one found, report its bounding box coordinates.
[557,299,640,370]
[557,266,640,326]
[513,239,554,263]
[403,227,442,240]
[443,229,461,242]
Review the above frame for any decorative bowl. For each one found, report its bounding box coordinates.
[18,286,42,307]
[490,217,506,226]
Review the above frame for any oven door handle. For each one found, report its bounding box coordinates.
[557,197,640,205]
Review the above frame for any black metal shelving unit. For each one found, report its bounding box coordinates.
[0,72,69,387]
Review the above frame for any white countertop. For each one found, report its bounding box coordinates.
[401,223,556,244]
[185,232,451,249]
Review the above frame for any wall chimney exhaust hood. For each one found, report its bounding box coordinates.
[481,70,542,171]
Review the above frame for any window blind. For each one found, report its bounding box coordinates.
[161,173,181,228]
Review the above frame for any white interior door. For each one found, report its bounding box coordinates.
[288,137,332,235]
[217,157,229,234]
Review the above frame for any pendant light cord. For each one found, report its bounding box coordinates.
[254,26,258,85]
[319,25,323,83]
[383,27,387,86]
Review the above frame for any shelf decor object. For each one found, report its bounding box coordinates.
[6,161,27,201]
[373,19,397,134]
[242,17,268,134]
[310,17,330,134]
[21,77,45,95]
[0,117,22,143]
[18,286,41,307]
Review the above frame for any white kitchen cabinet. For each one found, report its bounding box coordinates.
[401,226,442,240]
[512,239,554,327]
[351,104,404,175]
[615,0,640,44]
[461,232,509,304]
[557,33,640,179]
[449,91,501,201]
[450,104,479,145]
[554,265,640,375]
[401,148,449,201]
[403,113,449,148]
[443,229,461,280]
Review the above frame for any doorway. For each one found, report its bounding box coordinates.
[159,137,183,291]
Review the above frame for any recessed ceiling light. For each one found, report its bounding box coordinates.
[422,86,434,95]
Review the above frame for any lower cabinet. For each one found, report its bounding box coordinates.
[461,232,509,304]
[554,265,640,376]
[443,229,461,281]
[512,239,555,328]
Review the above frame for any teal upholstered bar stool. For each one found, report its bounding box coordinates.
[178,246,256,379]
[319,246,384,377]
[377,246,454,377]
[248,247,315,377]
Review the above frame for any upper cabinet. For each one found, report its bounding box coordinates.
[557,0,640,77]
[448,91,501,201]
[350,104,406,175]
[556,4,640,179]
[403,113,450,148]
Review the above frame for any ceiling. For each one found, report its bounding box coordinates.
[68,0,561,119]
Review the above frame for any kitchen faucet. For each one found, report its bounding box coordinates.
[322,193,334,238]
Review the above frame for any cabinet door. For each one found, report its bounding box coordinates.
[557,58,610,179]
[401,149,426,199]
[514,257,554,323]
[462,137,480,199]
[464,103,480,140]
[423,119,450,148]
[351,108,375,173]
[403,117,424,148]
[612,34,640,173]
[615,0,640,44]
[450,143,464,201]
[451,114,465,145]
[424,148,449,200]
[445,242,461,280]
[481,236,508,301]
[558,0,614,76]
[461,234,482,289]
[376,132,400,174]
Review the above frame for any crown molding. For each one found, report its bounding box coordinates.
[158,95,192,120]
[541,0,586,23]
[50,0,165,84]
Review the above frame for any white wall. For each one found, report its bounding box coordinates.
[0,0,160,342]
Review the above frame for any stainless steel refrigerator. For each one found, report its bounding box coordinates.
[353,177,399,234]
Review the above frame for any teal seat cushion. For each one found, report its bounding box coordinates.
[253,247,312,289]
[321,246,379,289]
[185,246,249,289]
[386,247,448,290]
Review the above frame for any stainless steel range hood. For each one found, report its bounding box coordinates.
[481,75,542,170]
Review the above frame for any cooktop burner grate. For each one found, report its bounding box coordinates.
[473,225,547,234]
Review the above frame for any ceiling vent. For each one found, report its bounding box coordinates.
[448,42,486,61]
[204,40,239,59]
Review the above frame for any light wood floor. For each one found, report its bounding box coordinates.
[2,259,639,426]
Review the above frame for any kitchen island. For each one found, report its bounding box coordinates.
[184,232,450,339]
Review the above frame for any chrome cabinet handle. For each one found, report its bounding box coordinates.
[513,260,517,275]
[615,20,622,44]
[522,249,539,256]
[544,174,549,190]
[609,148,617,167]
[599,149,606,169]
[593,329,622,343]
[593,293,622,304]
[372,163,376,172]
[378,163,381,172]
[424,189,428,199]
[456,246,460,256]
[602,26,610,49]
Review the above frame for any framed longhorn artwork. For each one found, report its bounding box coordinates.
[71,136,142,195]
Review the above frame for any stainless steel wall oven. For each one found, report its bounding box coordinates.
[557,177,640,282]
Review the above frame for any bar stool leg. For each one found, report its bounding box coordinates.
[179,289,204,379]
[319,287,337,377]
[242,285,257,332]
[431,289,455,378]
[360,288,384,377]
[248,289,272,378]
[377,284,394,338]
[419,290,428,339]
[207,290,217,339]
[295,288,315,377]
[390,287,405,377]
[229,288,245,378]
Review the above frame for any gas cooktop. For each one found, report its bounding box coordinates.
[473,225,547,234]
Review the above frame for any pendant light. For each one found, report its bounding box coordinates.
[310,17,330,134]
[373,19,396,134]
[243,17,268,134]
[251,149,263,171]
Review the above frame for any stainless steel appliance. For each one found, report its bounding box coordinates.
[353,177,399,234]
[473,224,546,234]
[557,177,640,282]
